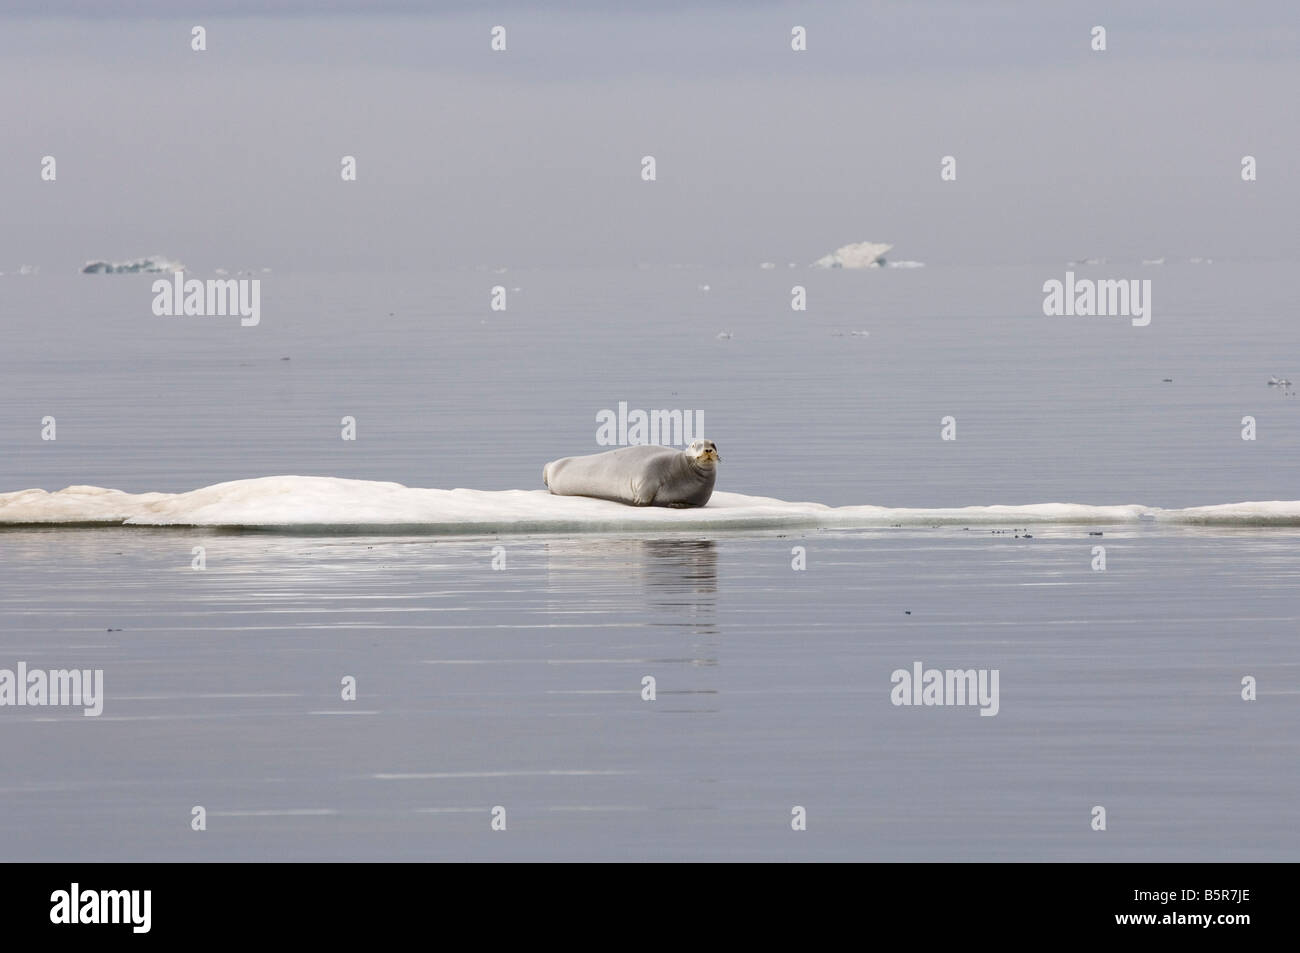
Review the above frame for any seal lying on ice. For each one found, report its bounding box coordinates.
[542,440,720,508]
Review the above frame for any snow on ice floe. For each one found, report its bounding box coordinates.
[4,476,1300,534]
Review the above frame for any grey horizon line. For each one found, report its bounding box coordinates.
[5,0,785,18]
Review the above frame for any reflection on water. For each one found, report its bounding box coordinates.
[544,536,718,638]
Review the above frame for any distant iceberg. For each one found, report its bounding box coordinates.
[82,255,184,275]
[812,241,893,269]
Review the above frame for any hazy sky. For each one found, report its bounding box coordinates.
[1,1,1296,271]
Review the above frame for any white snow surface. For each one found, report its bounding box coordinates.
[4,475,1300,532]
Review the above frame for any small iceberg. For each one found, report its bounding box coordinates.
[82,255,185,275]
[812,241,893,269]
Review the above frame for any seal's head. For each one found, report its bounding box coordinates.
[685,439,720,467]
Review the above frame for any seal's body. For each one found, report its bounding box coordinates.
[542,440,720,508]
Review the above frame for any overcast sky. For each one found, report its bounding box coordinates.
[1,1,1296,271]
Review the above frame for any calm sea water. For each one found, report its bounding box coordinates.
[4,262,1299,505]
[1,263,1297,860]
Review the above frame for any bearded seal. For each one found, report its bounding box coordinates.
[542,440,720,508]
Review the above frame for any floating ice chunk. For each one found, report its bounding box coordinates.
[5,476,1300,533]
[82,256,183,275]
[812,241,893,269]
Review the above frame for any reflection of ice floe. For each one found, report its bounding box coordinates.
[1066,257,1106,267]
[759,262,777,270]
[7,475,1300,532]
[18,264,39,276]
[1142,257,1165,266]
[812,241,892,269]
[82,256,184,274]
[886,260,925,269]
[1188,257,1214,265]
